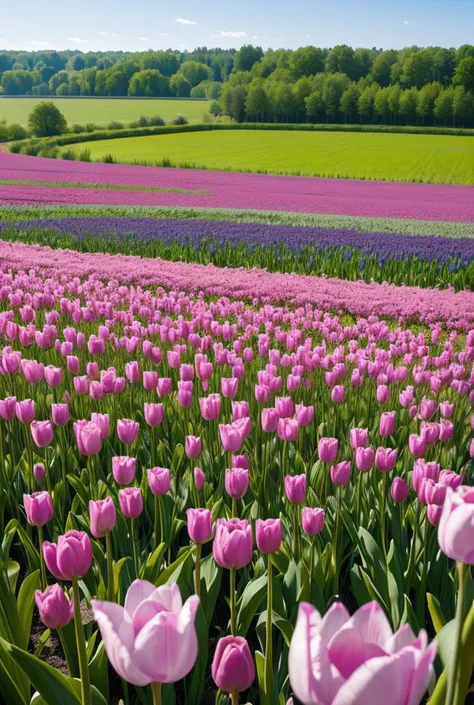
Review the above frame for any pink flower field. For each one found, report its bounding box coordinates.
[1,151,473,221]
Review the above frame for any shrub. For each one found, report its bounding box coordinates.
[202,112,214,124]
[148,115,165,126]
[128,120,139,128]
[8,123,28,140]
[62,149,76,160]
[171,114,189,125]
[137,116,150,127]
[71,123,85,133]
[107,121,124,130]
[84,123,98,133]
[0,125,9,142]
[37,146,59,159]
[102,153,116,164]
[20,141,41,156]
[27,101,67,137]
[78,148,91,162]
[9,141,22,153]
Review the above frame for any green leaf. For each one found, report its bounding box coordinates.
[1,638,80,705]
[7,560,20,593]
[0,637,29,705]
[156,547,193,587]
[237,575,267,637]
[141,543,166,583]
[427,593,447,634]
[17,570,40,650]
[88,640,109,704]
[199,554,222,627]
[255,650,266,704]
[186,603,208,705]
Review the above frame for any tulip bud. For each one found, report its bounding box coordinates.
[34,463,46,482]
[375,447,398,472]
[225,467,249,500]
[112,456,136,485]
[212,636,255,693]
[391,477,409,503]
[117,419,139,445]
[23,491,53,526]
[51,403,70,427]
[90,413,111,439]
[355,446,375,472]
[119,487,143,519]
[30,420,54,448]
[302,507,325,535]
[43,530,92,581]
[89,498,116,539]
[330,461,351,486]
[187,508,213,543]
[284,474,307,505]
[213,518,253,569]
[144,402,164,428]
[256,518,281,554]
[157,377,172,398]
[349,427,368,449]
[147,467,170,496]
[262,408,279,433]
[185,435,202,460]
[318,437,338,464]
[379,411,396,437]
[35,584,73,629]
[16,399,35,424]
[194,467,205,491]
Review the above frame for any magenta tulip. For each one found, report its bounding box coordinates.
[23,491,53,526]
[30,420,54,448]
[318,437,338,464]
[43,530,92,581]
[256,518,282,554]
[302,507,325,535]
[117,419,139,445]
[194,467,205,491]
[331,461,351,486]
[350,427,369,449]
[35,584,73,629]
[51,403,70,427]
[112,456,136,485]
[119,488,143,519]
[225,467,249,500]
[438,486,474,563]
[74,420,102,456]
[284,474,307,505]
[213,518,253,569]
[144,403,164,428]
[147,467,170,496]
[391,477,410,503]
[89,498,117,539]
[187,508,213,543]
[212,636,255,693]
[185,435,202,460]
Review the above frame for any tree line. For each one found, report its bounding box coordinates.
[0,44,473,126]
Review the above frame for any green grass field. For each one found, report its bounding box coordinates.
[0,97,210,127]
[59,129,474,184]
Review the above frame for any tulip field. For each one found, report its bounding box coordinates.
[0,147,473,705]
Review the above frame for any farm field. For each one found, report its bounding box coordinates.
[0,97,211,126]
[59,128,474,184]
[0,135,474,705]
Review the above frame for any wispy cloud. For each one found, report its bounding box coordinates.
[211,30,247,38]
[273,37,283,41]
[96,31,107,36]
[252,35,259,39]
[160,32,169,36]
[175,18,198,25]
[403,20,416,25]
[304,32,310,37]
[32,40,52,46]
[68,37,89,44]
[137,36,148,41]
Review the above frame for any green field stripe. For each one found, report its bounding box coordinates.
[0,179,207,194]
[0,205,472,238]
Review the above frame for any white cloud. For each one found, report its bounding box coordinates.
[274,37,283,41]
[68,37,89,44]
[403,20,415,25]
[211,30,247,38]
[137,36,148,41]
[252,35,259,39]
[96,31,107,36]
[160,32,169,36]
[32,40,52,46]
[304,32,310,37]
[175,18,198,25]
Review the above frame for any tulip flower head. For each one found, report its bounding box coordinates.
[43,530,92,581]
[212,636,255,693]
[35,584,73,629]
[89,498,117,539]
[213,518,253,569]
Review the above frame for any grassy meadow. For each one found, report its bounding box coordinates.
[60,129,474,184]
[0,97,210,126]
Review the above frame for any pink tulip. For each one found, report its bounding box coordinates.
[91,413,111,439]
[74,420,102,456]
[275,396,294,419]
[44,365,62,387]
[349,427,369,450]
[409,434,427,458]
[177,381,193,408]
[355,446,375,472]
[420,399,437,419]
[16,399,35,424]
[256,518,281,554]
[23,491,53,526]
[0,396,17,420]
[232,400,249,421]
[289,601,436,705]
[225,467,249,500]
[30,420,54,448]
[43,530,92,581]
[51,403,70,427]
[439,419,454,441]
[86,361,99,379]
[438,486,474,563]
[439,402,455,418]
[277,417,299,441]
[92,581,199,685]
[302,507,325,535]
[187,508,213,543]
[34,463,46,482]
[296,403,314,427]
[331,385,345,403]
[90,498,117,539]
[213,518,253,569]
[185,435,202,460]
[376,384,389,403]
[194,467,205,491]
[427,503,443,526]
[117,419,139,445]
[74,376,89,394]
[375,447,398,472]
[67,356,80,375]
[157,377,172,397]
[143,370,158,391]
[147,467,170,496]
[212,636,255,693]
[284,474,307,505]
[391,477,409,502]
[262,408,279,433]
[219,423,244,453]
[119,487,143,519]
[112,456,136,485]
[125,361,140,384]
[255,384,270,404]
[144,403,164,428]
[21,359,44,384]
[199,394,221,421]
[35,584,73,629]
[90,381,105,400]
[318,437,338,464]
[379,411,396,437]
[331,461,351,486]
[222,377,238,399]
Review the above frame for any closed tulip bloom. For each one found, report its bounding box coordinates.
[331,385,345,403]
[34,463,46,482]
[51,403,70,427]
[74,420,102,456]
[331,461,351,486]
[289,601,436,705]
[277,417,299,441]
[375,447,398,472]
[0,396,17,420]
[212,636,255,693]
[355,446,375,472]
[296,403,314,427]
[409,434,427,458]
[427,503,443,526]
[349,427,369,449]
[67,356,80,375]
[177,381,193,408]
[144,403,164,428]
[225,467,249,500]
[421,422,440,446]
[221,377,238,399]
[30,420,54,448]
[157,377,172,398]
[21,359,44,384]
[73,376,89,394]
[119,487,143,519]
[232,400,249,421]
[440,401,455,418]
[91,412,111,439]
[391,477,410,502]
[114,377,126,394]
[117,419,139,445]
[16,399,35,424]
[262,408,279,433]
[438,486,474,562]
[44,365,62,387]
[143,371,158,391]
[185,435,202,460]
[284,474,307,505]
[439,419,454,441]
[424,481,447,506]
[219,424,244,453]
[125,361,140,384]
[194,467,205,491]
[90,381,105,400]
[23,491,53,526]
[256,518,281,554]
[379,411,396,437]
[302,507,325,535]
[187,508,213,543]
[43,530,92,581]
[318,437,338,464]
[376,384,389,403]
[199,394,221,421]
[439,470,462,490]
[112,456,136,485]
[92,581,199,686]
[213,518,253,569]
[35,584,73,629]
[420,399,437,419]
[90,498,117,539]
[147,467,170,496]
[86,361,99,379]
[275,396,294,419]
[255,384,270,404]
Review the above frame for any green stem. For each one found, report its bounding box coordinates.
[232,498,237,518]
[131,518,139,579]
[37,525,47,591]
[105,530,114,602]
[154,494,160,550]
[405,502,421,587]
[230,689,239,705]
[230,568,237,636]
[72,578,92,705]
[194,542,202,598]
[332,486,342,596]
[264,555,273,700]
[380,472,388,557]
[445,562,466,705]
[87,456,97,500]
[151,681,162,705]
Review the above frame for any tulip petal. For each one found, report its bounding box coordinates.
[328,626,387,678]
[332,650,414,705]
[386,624,417,654]
[406,642,437,705]
[124,579,156,617]
[439,504,474,563]
[320,602,350,644]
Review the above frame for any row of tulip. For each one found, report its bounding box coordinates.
[0,242,473,705]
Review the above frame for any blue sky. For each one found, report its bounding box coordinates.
[1,0,473,52]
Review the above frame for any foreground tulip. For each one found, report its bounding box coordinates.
[438,486,474,563]
[302,507,325,535]
[213,518,253,570]
[212,636,255,694]
[289,601,436,705]
[16,398,35,424]
[43,530,92,581]
[35,584,73,629]
[92,581,199,699]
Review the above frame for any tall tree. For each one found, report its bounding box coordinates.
[233,45,264,73]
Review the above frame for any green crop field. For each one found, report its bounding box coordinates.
[59,129,474,184]
[0,97,210,127]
